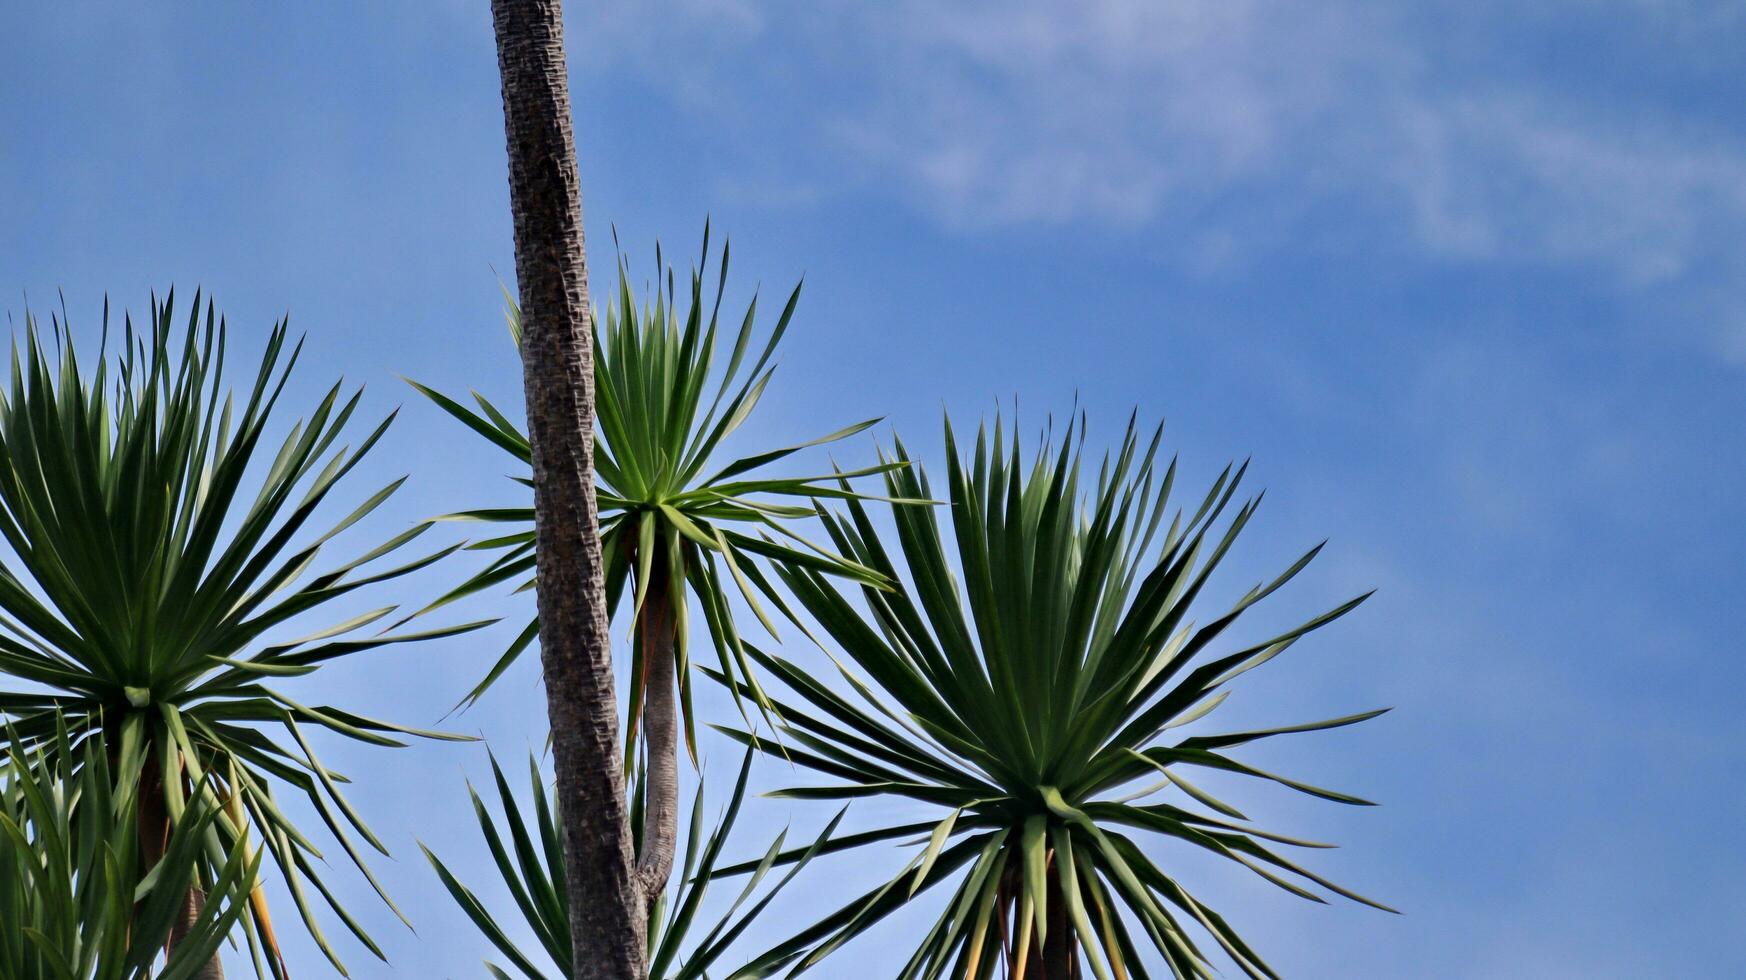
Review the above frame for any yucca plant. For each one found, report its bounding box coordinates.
[0,720,257,980]
[411,229,894,897]
[0,296,486,976]
[423,745,840,980]
[714,415,1392,979]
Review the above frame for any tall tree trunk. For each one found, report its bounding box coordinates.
[138,752,226,980]
[634,583,679,904]
[489,1,647,976]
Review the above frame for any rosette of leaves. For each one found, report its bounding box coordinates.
[0,296,487,976]
[412,230,893,744]
[714,415,1393,979]
[410,232,898,897]
[0,720,257,980]
[422,745,840,980]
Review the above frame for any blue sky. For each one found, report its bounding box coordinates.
[4,2,1745,977]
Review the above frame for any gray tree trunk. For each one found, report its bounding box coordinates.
[634,586,679,903]
[172,887,225,980]
[488,1,648,976]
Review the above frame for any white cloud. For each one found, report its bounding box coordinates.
[829,0,1381,226]
[824,0,1746,284]
[1382,91,1746,281]
[569,0,1746,349]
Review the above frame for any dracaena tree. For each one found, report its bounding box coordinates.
[411,230,891,904]
[716,416,1392,980]
[0,297,484,977]
[0,720,256,980]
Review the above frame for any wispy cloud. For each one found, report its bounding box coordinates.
[838,1,1746,279]
[573,0,1746,318]
[1381,90,1746,280]
[829,0,1386,226]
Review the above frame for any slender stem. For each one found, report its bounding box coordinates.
[635,583,680,903]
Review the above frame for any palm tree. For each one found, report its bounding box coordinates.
[0,720,256,979]
[487,0,645,974]
[715,415,1393,979]
[0,297,485,977]
[410,231,892,915]
[422,744,840,980]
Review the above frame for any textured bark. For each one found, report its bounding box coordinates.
[490,1,648,976]
[137,752,225,979]
[173,887,225,980]
[634,586,679,903]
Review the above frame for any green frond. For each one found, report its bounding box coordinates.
[0,720,258,980]
[424,743,837,979]
[713,412,1390,978]
[0,295,486,975]
[409,230,899,751]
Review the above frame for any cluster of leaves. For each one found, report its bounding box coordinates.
[0,722,256,980]
[423,748,839,980]
[410,229,893,756]
[0,296,486,975]
[712,416,1391,979]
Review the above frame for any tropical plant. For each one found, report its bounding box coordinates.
[414,230,888,731]
[1,720,257,980]
[714,416,1392,979]
[411,228,892,907]
[0,296,485,976]
[423,745,840,980]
